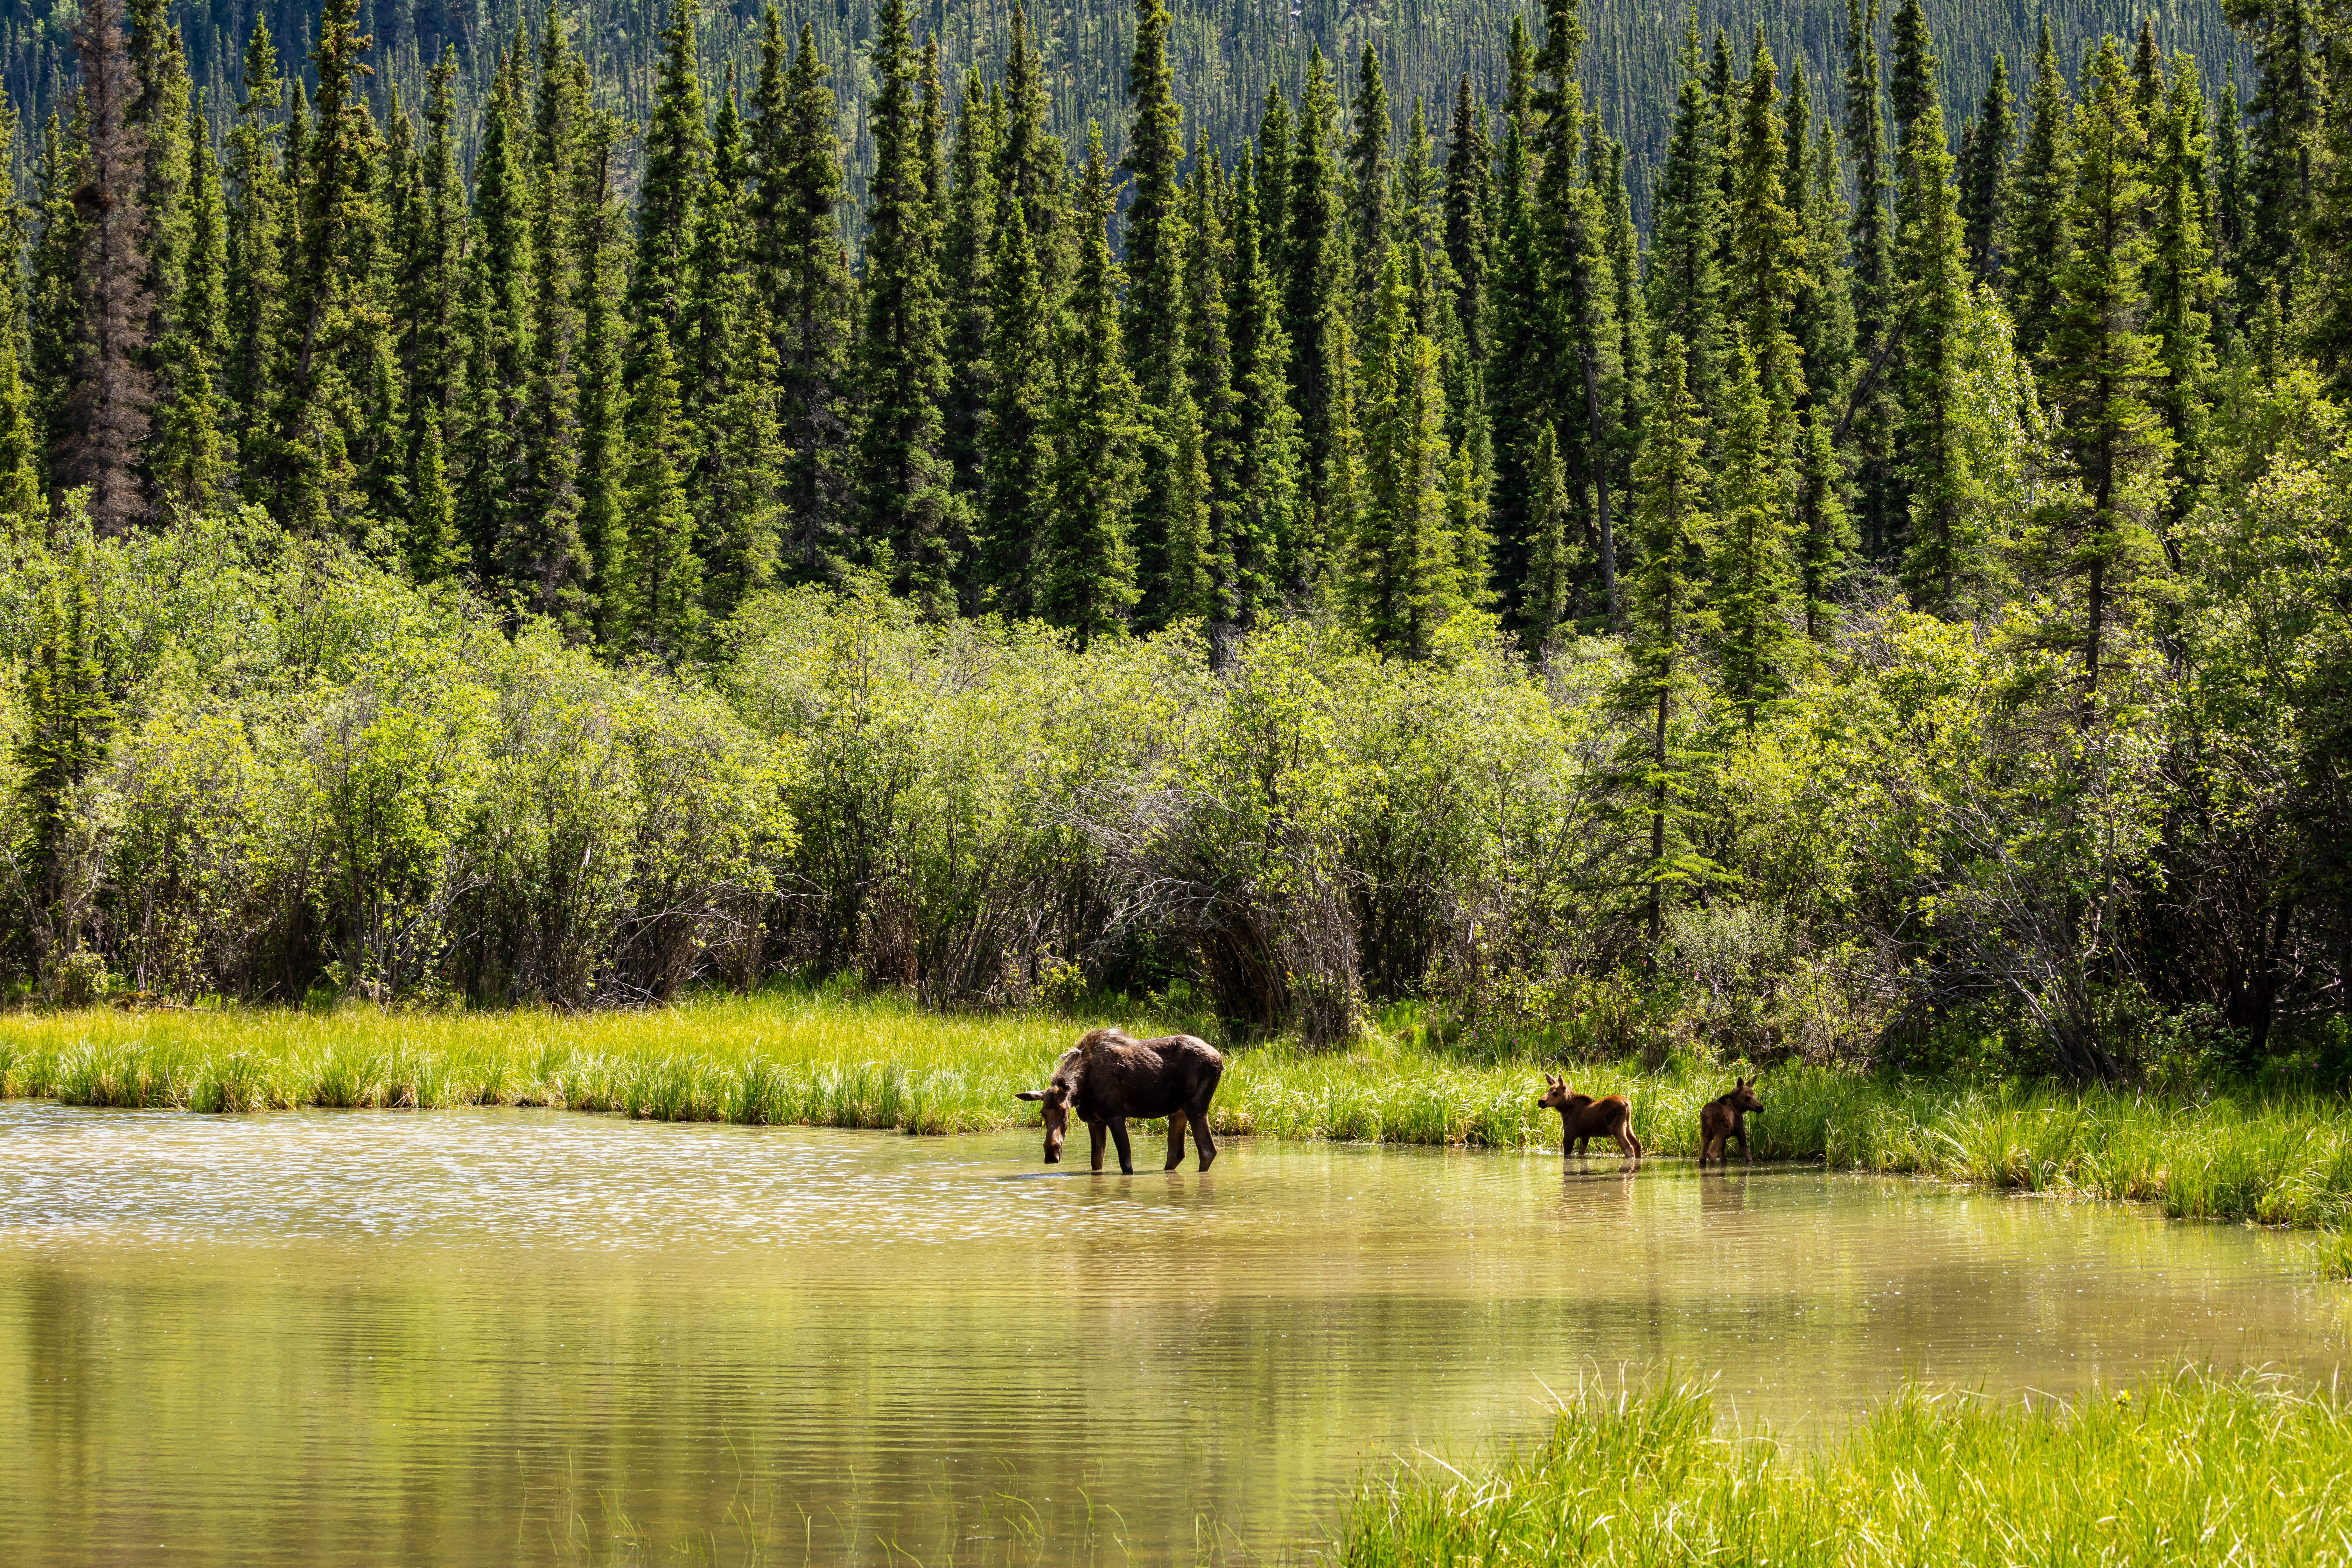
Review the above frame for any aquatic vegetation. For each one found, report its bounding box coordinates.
[4,996,2352,1238]
[1337,1372,2352,1567]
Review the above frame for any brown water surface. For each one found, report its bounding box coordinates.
[0,1104,2345,1564]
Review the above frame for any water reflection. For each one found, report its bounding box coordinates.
[0,1104,2344,1566]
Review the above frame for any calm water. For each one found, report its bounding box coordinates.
[1,1104,2346,1566]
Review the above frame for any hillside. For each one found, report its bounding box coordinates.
[2,0,2241,220]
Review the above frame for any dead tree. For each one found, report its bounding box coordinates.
[57,0,154,534]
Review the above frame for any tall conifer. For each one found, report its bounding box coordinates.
[1613,334,1714,944]
[853,0,958,614]
[1043,128,1142,646]
[2042,38,2170,693]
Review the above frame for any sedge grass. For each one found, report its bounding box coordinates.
[4,994,2352,1236]
[1336,1371,2352,1567]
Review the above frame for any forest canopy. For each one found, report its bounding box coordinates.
[0,0,2345,1085]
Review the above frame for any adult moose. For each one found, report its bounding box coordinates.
[1537,1073,1643,1162]
[1016,1027,1224,1173]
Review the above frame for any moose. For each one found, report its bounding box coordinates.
[1698,1077,1765,1167]
[1016,1027,1225,1174]
[1537,1073,1643,1162]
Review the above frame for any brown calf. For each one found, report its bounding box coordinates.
[1698,1077,1764,1167]
[1537,1073,1643,1161]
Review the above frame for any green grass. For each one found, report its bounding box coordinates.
[4,992,2352,1234]
[1335,1372,2352,1567]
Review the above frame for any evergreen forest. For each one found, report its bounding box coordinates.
[0,0,2347,1086]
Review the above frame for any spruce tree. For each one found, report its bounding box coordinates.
[577,124,629,640]
[17,552,114,974]
[2042,38,2170,693]
[980,192,1054,620]
[154,89,230,510]
[1353,245,1456,659]
[1788,68,1855,415]
[770,24,855,583]
[1284,52,1345,527]
[0,330,41,525]
[1724,38,1805,412]
[997,4,1066,288]
[2148,55,2219,551]
[1958,54,2015,282]
[127,0,191,356]
[223,21,286,476]
[940,69,997,534]
[454,58,530,567]
[853,0,958,615]
[1521,420,1574,646]
[408,48,465,432]
[1228,143,1305,608]
[1345,44,1392,310]
[1486,118,1548,627]
[702,301,786,628]
[1257,85,1292,283]
[407,408,462,583]
[1530,0,1621,629]
[2213,61,2255,331]
[1889,0,1980,614]
[1443,78,1492,364]
[626,320,701,660]
[27,113,84,474]
[1648,14,1723,422]
[1188,145,1250,631]
[513,12,596,633]
[1709,347,1797,727]
[1840,0,1900,558]
[628,0,707,355]
[2005,21,2075,365]
[1602,135,1649,497]
[1793,406,1854,641]
[1123,0,1198,628]
[1614,334,1714,945]
[1043,127,1142,647]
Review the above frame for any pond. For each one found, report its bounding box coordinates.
[1,1104,2345,1565]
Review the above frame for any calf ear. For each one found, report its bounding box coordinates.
[1015,1090,1046,1102]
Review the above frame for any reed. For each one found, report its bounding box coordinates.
[4,995,2351,1236]
[1336,1372,2352,1567]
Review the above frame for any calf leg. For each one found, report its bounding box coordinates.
[1089,1120,1108,1172]
[1164,1113,1187,1170]
[1188,1109,1217,1171]
[1614,1122,1639,1160]
[1109,1118,1134,1174]
[1739,1122,1753,1165]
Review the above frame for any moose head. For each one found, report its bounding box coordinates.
[1015,1082,1075,1163]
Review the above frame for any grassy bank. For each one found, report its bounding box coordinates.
[1336,1373,2352,1567]
[3,993,2352,1233]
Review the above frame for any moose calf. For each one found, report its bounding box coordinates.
[1697,1078,1764,1167]
[1537,1073,1643,1162]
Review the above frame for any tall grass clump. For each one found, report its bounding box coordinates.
[1339,1373,2352,1567]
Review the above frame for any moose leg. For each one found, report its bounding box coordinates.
[1739,1121,1753,1165]
[1189,1109,1218,1171]
[1164,1113,1187,1170]
[1108,1118,1135,1174]
[1088,1120,1108,1172]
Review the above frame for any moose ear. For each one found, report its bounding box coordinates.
[1015,1090,1046,1102]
